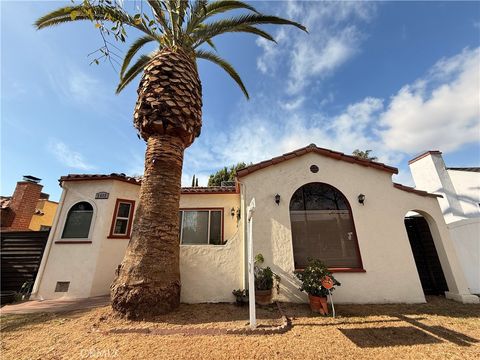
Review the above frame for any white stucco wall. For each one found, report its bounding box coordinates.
[448,218,480,294]
[239,152,476,304]
[33,180,243,303]
[447,170,480,218]
[34,180,123,300]
[33,151,476,305]
[179,193,243,303]
[409,153,466,223]
[409,152,480,298]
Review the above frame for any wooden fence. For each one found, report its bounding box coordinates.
[1,231,49,292]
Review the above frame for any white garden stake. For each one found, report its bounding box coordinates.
[321,276,335,318]
[247,198,256,329]
[328,289,335,318]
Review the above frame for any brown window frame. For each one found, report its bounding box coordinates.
[179,208,224,245]
[108,199,135,239]
[289,182,365,273]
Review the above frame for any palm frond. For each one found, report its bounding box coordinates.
[191,14,307,47]
[195,49,248,99]
[35,4,157,38]
[120,35,157,77]
[234,25,276,43]
[185,0,259,36]
[205,38,217,51]
[147,0,172,35]
[198,25,277,49]
[116,53,155,93]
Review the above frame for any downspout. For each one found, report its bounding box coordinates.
[236,178,248,289]
[31,182,69,299]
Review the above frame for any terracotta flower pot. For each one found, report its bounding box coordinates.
[308,294,329,315]
[255,289,272,305]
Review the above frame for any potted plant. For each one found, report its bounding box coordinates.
[254,254,280,305]
[294,259,341,315]
[232,289,249,306]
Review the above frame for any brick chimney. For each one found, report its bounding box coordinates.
[8,176,43,230]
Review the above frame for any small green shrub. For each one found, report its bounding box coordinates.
[294,259,341,297]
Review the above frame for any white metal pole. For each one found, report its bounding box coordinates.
[328,289,335,318]
[247,198,256,329]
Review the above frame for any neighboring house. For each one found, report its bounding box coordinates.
[32,145,478,304]
[1,176,58,232]
[409,151,480,294]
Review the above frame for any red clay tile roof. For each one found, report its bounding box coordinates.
[393,183,442,198]
[60,173,141,186]
[236,144,398,177]
[408,150,442,165]
[59,174,238,194]
[181,186,237,194]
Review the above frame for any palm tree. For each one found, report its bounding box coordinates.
[352,149,378,161]
[36,0,306,319]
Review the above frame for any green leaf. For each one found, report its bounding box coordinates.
[120,34,156,77]
[195,49,249,99]
[116,53,154,93]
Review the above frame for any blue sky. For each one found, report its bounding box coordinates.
[1,1,479,201]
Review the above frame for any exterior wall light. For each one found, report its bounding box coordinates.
[230,207,236,217]
[358,194,366,205]
[274,194,281,205]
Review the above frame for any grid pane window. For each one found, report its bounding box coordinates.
[117,203,131,217]
[109,200,134,237]
[179,210,223,245]
[114,219,128,234]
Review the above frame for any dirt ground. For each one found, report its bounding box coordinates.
[1,296,479,360]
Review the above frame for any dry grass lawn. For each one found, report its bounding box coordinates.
[1,296,479,359]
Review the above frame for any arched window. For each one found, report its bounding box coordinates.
[290,183,363,270]
[62,202,93,239]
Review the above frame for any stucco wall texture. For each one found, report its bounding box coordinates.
[239,152,475,304]
[33,151,477,304]
[33,181,243,303]
[409,152,480,295]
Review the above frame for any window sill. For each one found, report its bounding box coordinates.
[55,241,92,244]
[107,235,130,239]
[295,268,366,273]
[180,244,226,247]
[329,268,366,273]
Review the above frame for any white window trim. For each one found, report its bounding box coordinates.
[112,202,132,236]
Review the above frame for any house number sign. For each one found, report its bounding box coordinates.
[95,192,109,199]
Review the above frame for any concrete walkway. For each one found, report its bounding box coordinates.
[0,295,110,315]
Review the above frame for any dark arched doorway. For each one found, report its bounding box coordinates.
[289,182,363,270]
[404,211,448,295]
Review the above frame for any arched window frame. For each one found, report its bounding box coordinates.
[56,200,96,244]
[289,182,365,273]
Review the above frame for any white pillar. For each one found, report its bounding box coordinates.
[247,198,256,329]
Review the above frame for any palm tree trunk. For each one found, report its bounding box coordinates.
[111,133,184,319]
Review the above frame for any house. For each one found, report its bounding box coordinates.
[409,151,480,294]
[31,145,478,304]
[1,176,58,232]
